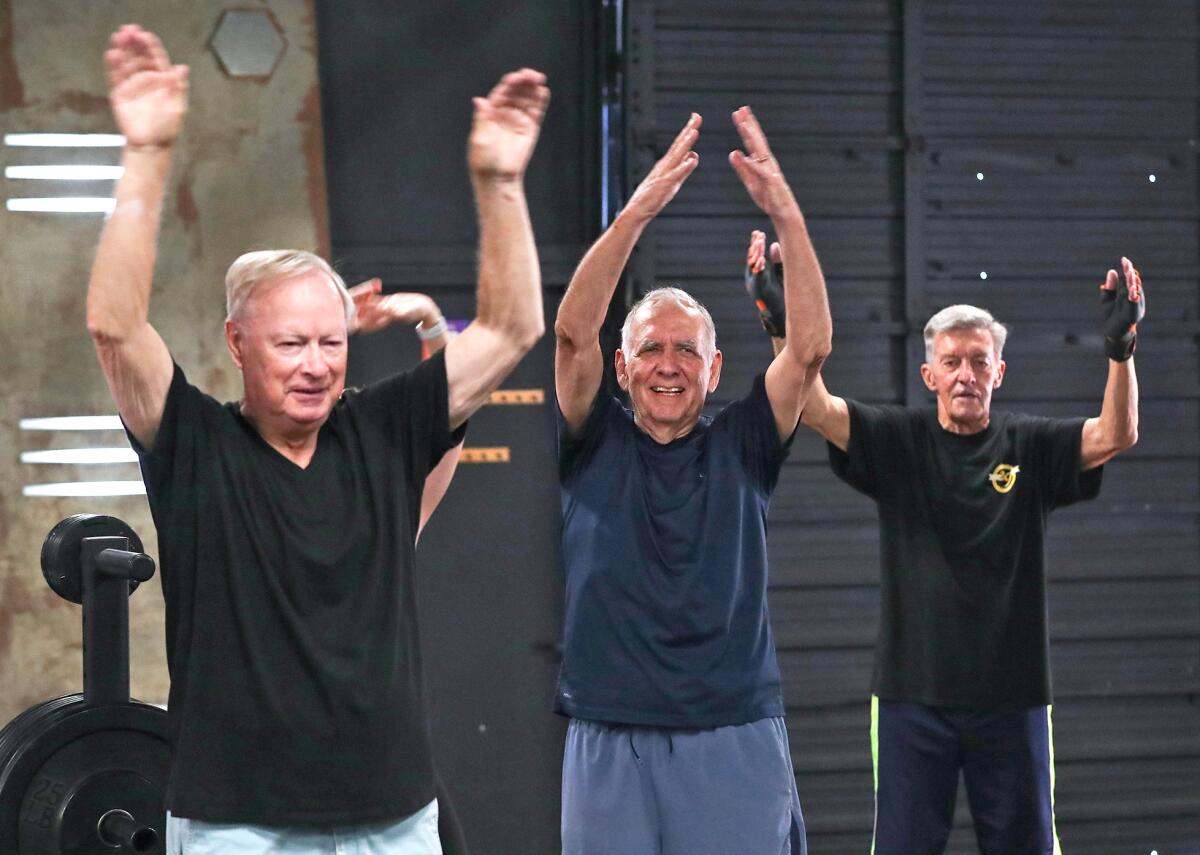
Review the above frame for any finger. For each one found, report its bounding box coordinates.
[747,230,765,268]
[348,278,382,297]
[1100,269,1118,291]
[731,105,773,161]
[769,241,783,265]
[728,149,757,187]
[486,69,548,109]
[662,113,702,164]
[133,27,172,71]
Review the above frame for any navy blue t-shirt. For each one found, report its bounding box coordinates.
[556,375,791,727]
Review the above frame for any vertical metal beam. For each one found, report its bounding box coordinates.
[902,0,927,405]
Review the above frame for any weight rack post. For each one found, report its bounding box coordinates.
[80,536,154,706]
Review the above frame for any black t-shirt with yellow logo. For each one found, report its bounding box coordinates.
[829,402,1102,710]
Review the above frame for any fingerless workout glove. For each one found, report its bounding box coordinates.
[1101,277,1145,362]
[744,256,787,338]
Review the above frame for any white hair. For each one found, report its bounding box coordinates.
[225,250,355,324]
[621,287,717,361]
[923,304,1008,362]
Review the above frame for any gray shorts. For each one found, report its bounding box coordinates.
[165,799,441,854]
[561,717,806,855]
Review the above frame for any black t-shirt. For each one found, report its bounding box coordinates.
[829,403,1102,710]
[129,353,460,827]
[556,375,791,727]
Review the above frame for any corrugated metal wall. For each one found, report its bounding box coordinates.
[621,1,1200,852]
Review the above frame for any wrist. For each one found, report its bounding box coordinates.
[1104,332,1136,362]
[470,170,525,191]
[416,315,448,341]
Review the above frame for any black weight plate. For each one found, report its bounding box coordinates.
[40,515,145,604]
[0,697,168,854]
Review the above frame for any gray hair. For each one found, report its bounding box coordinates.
[621,287,717,361]
[923,304,1008,362]
[225,250,355,324]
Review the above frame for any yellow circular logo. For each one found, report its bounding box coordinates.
[988,463,1020,494]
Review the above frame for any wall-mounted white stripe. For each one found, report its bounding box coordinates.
[20,416,123,431]
[6,165,124,180]
[21,448,138,464]
[5,133,125,147]
[7,197,116,213]
[23,480,146,497]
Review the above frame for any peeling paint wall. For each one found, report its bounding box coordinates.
[0,0,326,722]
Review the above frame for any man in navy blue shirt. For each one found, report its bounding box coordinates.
[554,110,832,854]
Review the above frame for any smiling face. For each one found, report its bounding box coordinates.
[615,300,722,443]
[225,269,349,444]
[920,326,1005,434]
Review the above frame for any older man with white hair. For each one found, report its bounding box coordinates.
[744,233,1143,855]
[87,23,548,854]
[553,108,832,854]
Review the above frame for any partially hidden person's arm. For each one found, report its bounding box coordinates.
[345,279,464,539]
[743,230,848,449]
[87,24,187,450]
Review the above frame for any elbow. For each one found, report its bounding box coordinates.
[517,315,546,352]
[553,317,588,352]
[86,314,121,348]
[787,337,831,374]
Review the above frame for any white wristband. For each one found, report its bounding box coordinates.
[416,317,448,341]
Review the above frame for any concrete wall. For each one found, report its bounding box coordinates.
[0,0,326,722]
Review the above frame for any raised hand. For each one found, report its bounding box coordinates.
[744,230,787,337]
[728,106,797,220]
[348,279,442,335]
[623,113,702,222]
[1100,256,1146,362]
[105,24,188,149]
[468,68,550,181]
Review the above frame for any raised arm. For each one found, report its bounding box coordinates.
[87,25,187,449]
[1081,257,1142,469]
[744,230,849,449]
[555,114,701,432]
[443,70,550,430]
[729,107,833,440]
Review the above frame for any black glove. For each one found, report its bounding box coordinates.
[744,255,787,338]
[1101,271,1145,362]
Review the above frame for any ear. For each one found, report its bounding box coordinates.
[706,349,723,393]
[920,361,937,392]
[993,358,1006,389]
[614,348,630,391]
[225,320,245,369]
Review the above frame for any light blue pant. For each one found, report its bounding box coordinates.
[562,717,806,855]
[165,799,441,855]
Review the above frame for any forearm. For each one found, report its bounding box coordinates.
[1097,357,1139,448]
[773,206,832,367]
[555,208,648,346]
[471,175,544,348]
[86,146,173,341]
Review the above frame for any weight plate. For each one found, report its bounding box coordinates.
[0,697,168,854]
[40,515,145,604]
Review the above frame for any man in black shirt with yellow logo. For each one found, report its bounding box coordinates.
[744,233,1143,854]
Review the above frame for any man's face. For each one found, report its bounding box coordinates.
[615,301,722,441]
[225,270,348,438]
[920,326,1005,433]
